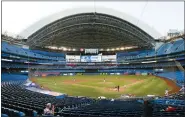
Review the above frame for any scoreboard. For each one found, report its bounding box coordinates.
[81,56,101,62]
[66,55,116,62]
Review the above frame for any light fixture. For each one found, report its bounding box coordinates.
[80,48,84,51]
[63,48,67,51]
[120,47,124,50]
[116,48,120,50]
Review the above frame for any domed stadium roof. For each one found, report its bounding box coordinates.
[20,7,162,49]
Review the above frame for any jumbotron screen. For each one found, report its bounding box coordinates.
[81,56,101,62]
[66,55,116,62]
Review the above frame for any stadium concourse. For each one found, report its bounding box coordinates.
[1,7,185,117]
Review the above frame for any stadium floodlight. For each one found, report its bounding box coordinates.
[68,48,71,51]
[1,59,13,62]
[107,49,110,51]
[38,63,53,65]
[116,48,120,50]
[122,62,129,64]
[72,48,76,51]
[100,48,104,51]
[9,55,20,59]
[63,48,67,51]
[50,46,57,49]
[120,47,124,50]
[168,59,175,61]
[111,48,115,51]
[58,47,63,50]
[21,70,28,73]
[141,61,156,63]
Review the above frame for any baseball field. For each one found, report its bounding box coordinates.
[30,75,180,98]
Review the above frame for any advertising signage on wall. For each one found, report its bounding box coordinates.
[102,55,117,62]
[66,55,80,62]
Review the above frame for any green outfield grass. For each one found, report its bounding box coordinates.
[31,75,172,98]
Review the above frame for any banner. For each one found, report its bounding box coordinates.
[102,55,117,62]
[66,55,80,62]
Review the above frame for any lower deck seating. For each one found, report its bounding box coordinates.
[1,81,185,117]
[152,104,185,117]
[1,114,9,117]
[59,100,144,117]
[1,107,25,117]
[154,99,185,106]
[157,71,184,85]
[1,73,28,82]
[1,81,94,117]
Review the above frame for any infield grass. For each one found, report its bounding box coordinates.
[31,75,173,98]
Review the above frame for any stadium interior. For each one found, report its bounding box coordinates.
[1,6,185,117]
